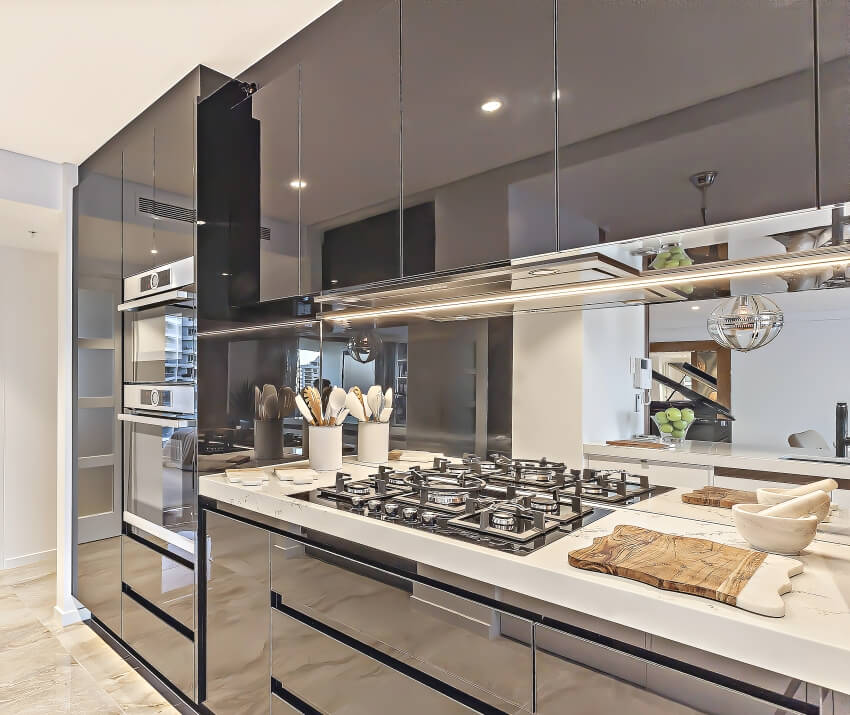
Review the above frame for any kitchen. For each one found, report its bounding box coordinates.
[69,1,850,714]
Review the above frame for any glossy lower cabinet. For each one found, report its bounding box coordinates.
[203,511,271,715]
[121,535,194,631]
[271,609,475,714]
[122,592,194,696]
[76,536,122,637]
[534,624,812,715]
[271,534,533,712]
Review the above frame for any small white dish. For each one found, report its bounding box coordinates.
[732,503,818,555]
[274,467,319,482]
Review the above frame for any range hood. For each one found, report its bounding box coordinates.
[317,245,850,324]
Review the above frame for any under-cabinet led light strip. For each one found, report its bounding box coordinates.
[322,247,850,322]
[197,318,316,338]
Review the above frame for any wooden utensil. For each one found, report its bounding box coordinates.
[682,486,757,509]
[351,386,370,420]
[304,387,324,426]
[568,524,803,617]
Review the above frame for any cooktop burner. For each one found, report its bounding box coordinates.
[557,469,673,505]
[317,473,412,505]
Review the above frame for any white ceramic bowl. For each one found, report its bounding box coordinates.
[732,503,818,555]
[756,488,831,522]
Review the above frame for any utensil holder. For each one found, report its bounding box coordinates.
[254,419,283,461]
[358,421,390,464]
[308,425,343,471]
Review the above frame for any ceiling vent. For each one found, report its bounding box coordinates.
[138,197,196,223]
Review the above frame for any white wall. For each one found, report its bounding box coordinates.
[513,305,645,465]
[0,246,58,568]
[650,290,850,449]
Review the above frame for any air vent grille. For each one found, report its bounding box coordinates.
[260,226,271,241]
[138,197,196,223]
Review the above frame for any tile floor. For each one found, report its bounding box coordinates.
[0,558,179,714]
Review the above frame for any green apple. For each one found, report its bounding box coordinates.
[672,429,685,438]
[679,257,694,266]
[665,259,680,268]
[660,423,674,434]
[673,420,686,430]
[665,407,682,422]
[681,408,695,423]
[654,411,669,424]
[681,284,695,294]
[655,251,671,264]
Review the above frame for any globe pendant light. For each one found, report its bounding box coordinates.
[707,295,783,352]
[347,330,383,363]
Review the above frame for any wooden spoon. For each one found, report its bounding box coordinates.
[304,387,324,426]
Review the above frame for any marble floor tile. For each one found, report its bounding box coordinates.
[0,558,178,715]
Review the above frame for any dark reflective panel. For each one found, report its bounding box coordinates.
[402,0,556,270]
[121,123,155,277]
[556,1,817,248]
[818,0,850,207]
[301,0,401,291]
[253,66,301,300]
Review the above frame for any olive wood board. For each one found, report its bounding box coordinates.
[568,525,803,617]
[605,440,672,449]
[681,486,757,508]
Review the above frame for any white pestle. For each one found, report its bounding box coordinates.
[760,490,830,519]
[782,478,838,497]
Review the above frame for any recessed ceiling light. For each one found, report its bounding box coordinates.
[221,272,231,277]
[196,220,206,226]
[480,99,503,113]
[150,248,158,254]
[289,179,307,189]
[691,305,701,310]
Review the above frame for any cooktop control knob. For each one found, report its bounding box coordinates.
[421,510,438,527]
[384,502,399,518]
[401,507,418,521]
[367,499,383,513]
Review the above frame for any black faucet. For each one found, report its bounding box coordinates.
[836,403,850,457]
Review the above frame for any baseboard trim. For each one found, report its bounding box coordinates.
[54,604,90,627]
[3,548,55,570]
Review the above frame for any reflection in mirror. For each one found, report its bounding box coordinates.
[555,1,816,248]
[402,0,556,268]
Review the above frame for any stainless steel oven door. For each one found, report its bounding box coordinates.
[123,304,196,384]
[119,412,196,554]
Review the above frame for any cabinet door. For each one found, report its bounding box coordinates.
[203,510,270,715]
[271,534,534,712]
[122,121,156,278]
[818,0,850,207]
[253,65,301,300]
[300,0,401,291]
[272,609,475,715]
[402,0,557,269]
[556,1,817,248]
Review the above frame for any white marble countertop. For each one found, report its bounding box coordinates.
[584,440,850,480]
[201,458,850,695]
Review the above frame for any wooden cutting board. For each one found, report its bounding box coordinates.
[568,525,803,617]
[681,486,757,508]
[605,440,671,449]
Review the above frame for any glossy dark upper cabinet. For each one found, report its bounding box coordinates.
[402,0,556,270]
[301,0,401,291]
[122,77,196,277]
[556,1,817,247]
[253,67,300,300]
[818,0,850,208]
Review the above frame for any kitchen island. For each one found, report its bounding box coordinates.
[198,458,850,715]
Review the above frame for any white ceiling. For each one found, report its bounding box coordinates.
[0,0,339,165]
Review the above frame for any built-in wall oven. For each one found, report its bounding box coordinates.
[119,257,197,557]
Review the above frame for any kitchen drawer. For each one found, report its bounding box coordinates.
[121,593,194,697]
[271,608,475,714]
[272,534,533,712]
[121,535,193,631]
[272,694,302,715]
[586,455,711,489]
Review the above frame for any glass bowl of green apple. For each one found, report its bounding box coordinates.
[650,243,694,270]
[653,407,696,443]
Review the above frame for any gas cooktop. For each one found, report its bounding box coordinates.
[293,455,671,555]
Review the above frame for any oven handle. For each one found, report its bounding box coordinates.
[118,413,195,428]
[123,512,195,556]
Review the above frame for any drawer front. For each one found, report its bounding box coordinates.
[272,608,475,715]
[121,593,194,697]
[272,535,533,712]
[272,694,302,715]
[122,536,194,631]
[587,456,711,489]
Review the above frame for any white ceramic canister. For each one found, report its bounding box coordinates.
[357,421,390,464]
[308,425,343,471]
